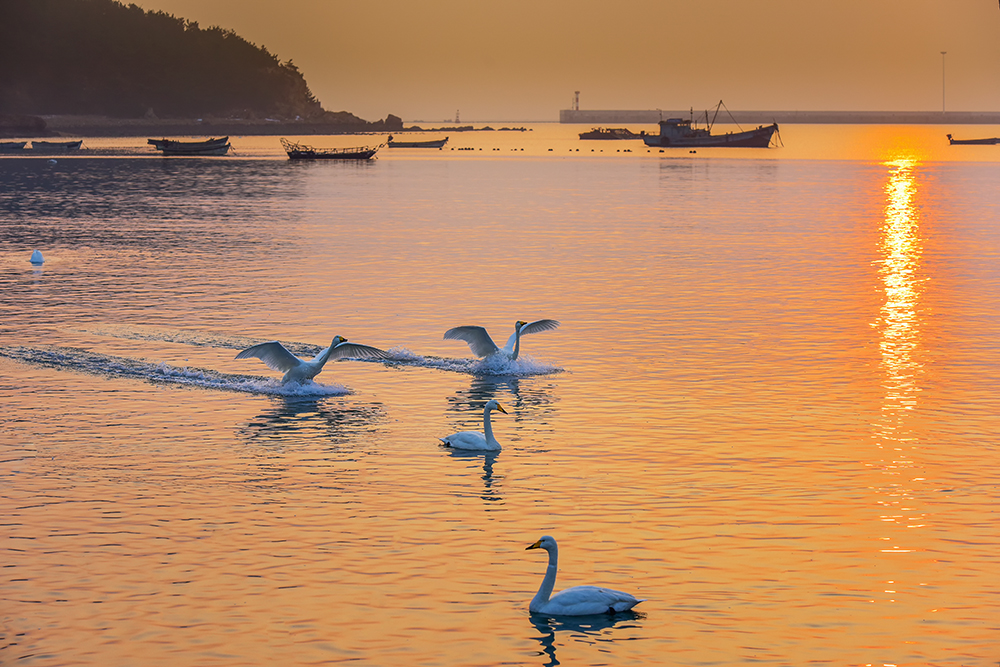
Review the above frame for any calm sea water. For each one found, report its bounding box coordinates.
[2,125,999,666]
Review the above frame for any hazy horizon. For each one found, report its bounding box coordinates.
[133,0,1000,122]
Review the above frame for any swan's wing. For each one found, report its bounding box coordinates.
[547,585,643,615]
[234,341,302,372]
[443,326,500,357]
[329,341,390,361]
[519,319,561,336]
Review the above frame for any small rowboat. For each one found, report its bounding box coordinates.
[387,136,449,148]
[148,136,231,155]
[946,134,999,145]
[281,137,382,160]
[30,140,83,152]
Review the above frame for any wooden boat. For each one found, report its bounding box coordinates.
[642,101,778,148]
[947,134,999,145]
[30,140,83,152]
[387,135,449,148]
[578,127,641,140]
[643,118,777,148]
[148,136,231,155]
[0,141,27,151]
[281,137,382,160]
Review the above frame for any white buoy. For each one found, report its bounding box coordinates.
[30,250,44,265]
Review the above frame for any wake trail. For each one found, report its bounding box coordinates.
[0,345,349,396]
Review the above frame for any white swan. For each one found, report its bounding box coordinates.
[526,535,644,616]
[444,319,559,360]
[235,335,388,384]
[439,399,508,451]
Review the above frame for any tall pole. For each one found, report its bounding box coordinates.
[940,51,947,113]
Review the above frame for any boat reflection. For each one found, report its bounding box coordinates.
[528,611,645,666]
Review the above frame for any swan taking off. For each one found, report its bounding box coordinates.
[525,535,644,616]
[235,335,388,384]
[439,399,508,451]
[444,319,559,360]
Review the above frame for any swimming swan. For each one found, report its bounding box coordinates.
[526,535,644,615]
[439,399,508,451]
[444,319,560,360]
[235,335,388,384]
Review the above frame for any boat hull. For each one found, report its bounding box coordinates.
[281,137,380,160]
[643,123,778,148]
[947,136,998,145]
[149,137,231,155]
[30,140,83,152]
[286,148,379,160]
[387,137,448,148]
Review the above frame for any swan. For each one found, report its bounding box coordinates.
[439,399,508,451]
[444,319,559,359]
[235,335,388,384]
[525,535,644,616]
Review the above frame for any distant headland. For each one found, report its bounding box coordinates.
[0,0,401,136]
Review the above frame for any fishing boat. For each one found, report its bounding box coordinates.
[148,136,231,155]
[0,141,27,151]
[946,134,999,145]
[281,138,382,160]
[642,101,778,148]
[643,118,778,148]
[30,140,83,152]
[387,135,449,148]
[578,127,641,140]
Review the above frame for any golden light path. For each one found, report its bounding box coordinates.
[873,156,927,566]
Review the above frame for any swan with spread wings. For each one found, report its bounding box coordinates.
[444,319,559,360]
[235,335,388,384]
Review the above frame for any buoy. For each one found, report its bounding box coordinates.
[30,250,44,265]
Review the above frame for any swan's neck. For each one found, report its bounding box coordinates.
[531,546,558,610]
[511,326,521,360]
[483,405,496,443]
[312,343,335,370]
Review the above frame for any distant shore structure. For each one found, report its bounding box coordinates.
[560,109,1000,125]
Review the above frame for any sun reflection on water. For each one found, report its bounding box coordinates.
[871,156,927,561]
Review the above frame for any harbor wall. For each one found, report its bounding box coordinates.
[559,109,1000,125]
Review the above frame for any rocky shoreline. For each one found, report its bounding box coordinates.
[0,113,406,139]
[1,114,533,139]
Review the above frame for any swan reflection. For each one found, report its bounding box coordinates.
[443,448,503,504]
[446,375,558,418]
[238,396,385,448]
[528,611,645,667]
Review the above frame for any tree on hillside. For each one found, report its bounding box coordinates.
[0,0,324,118]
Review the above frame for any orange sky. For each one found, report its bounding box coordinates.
[133,0,1000,122]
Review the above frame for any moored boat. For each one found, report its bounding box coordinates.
[578,127,641,140]
[0,141,27,151]
[387,136,449,148]
[946,134,998,145]
[30,140,83,152]
[281,137,382,160]
[643,117,778,148]
[148,136,231,155]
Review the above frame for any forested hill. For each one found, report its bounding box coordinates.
[0,0,326,119]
